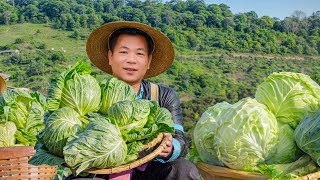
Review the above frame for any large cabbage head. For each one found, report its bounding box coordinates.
[47,61,101,116]
[193,102,231,166]
[108,99,150,132]
[294,109,320,166]
[0,121,17,147]
[99,77,136,114]
[43,107,85,157]
[255,72,320,129]
[64,120,127,175]
[214,97,278,170]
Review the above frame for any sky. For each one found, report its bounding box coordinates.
[204,0,320,20]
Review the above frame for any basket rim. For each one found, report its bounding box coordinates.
[78,132,166,174]
[0,146,35,160]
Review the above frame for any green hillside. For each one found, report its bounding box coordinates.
[0,23,88,57]
[1,23,320,137]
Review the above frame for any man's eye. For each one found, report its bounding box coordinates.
[137,53,145,56]
[120,51,127,54]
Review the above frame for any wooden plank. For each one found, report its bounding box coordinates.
[196,162,268,180]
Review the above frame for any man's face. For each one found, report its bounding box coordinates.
[108,34,152,85]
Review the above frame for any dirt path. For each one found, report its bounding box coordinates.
[179,52,319,60]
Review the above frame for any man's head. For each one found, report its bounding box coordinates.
[86,21,174,79]
[107,29,153,85]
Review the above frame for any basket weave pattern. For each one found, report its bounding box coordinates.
[0,146,57,180]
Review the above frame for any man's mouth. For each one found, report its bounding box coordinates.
[123,68,138,72]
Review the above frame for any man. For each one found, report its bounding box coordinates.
[86,21,200,180]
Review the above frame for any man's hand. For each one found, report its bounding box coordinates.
[158,133,173,159]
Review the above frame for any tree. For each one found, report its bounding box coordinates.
[245,11,258,23]
[258,16,274,29]
[219,3,232,17]
[23,4,39,23]
[113,0,125,9]
[291,10,306,20]
[283,17,300,34]
[87,13,102,29]
[39,0,68,19]
[222,16,235,29]
[234,13,247,31]
[126,0,143,9]
[1,11,13,25]
[118,7,147,23]
[167,0,187,13]
[186,0,206,14]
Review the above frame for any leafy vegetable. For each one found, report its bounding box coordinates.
[0,89,47,146]
[43,107,85,157]
[214,98,278,170]
[191,102,231,166]
[255,72,320,129]
[28,148,65,166]
[108,99,150,132]
[0,121,17,147]
[99,77,136,114]
[64,120,127,175]
[266,123,302,164]
[109,100,174,143]
[47,61,101,116]
[153,107,175,134]
[255,155,319,180]
[294,109,320,166]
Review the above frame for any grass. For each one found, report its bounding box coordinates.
[0,23,88,58]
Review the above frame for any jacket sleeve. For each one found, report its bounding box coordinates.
[158,86,188,159]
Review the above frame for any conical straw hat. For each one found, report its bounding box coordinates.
[0,75,6,94]
[86,21,174,78]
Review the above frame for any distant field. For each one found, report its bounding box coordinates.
[0,23,88,58]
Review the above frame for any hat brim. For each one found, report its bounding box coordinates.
[86,21,174,79]
[0,76,6,94]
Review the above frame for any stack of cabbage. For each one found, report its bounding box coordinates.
[188,72,320,179]
[0,88,47,146]
[29,61,174,175]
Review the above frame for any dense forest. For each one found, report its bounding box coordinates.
[1,0,320,55]
[1,0,320,137]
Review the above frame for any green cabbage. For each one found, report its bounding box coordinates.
[124,103,174,143]
[0,89,47,146]
[193,102,231,166]
[108,99,150,132]
[64,120,127,175]
[43,107,85,157]
[153,107,175,134]
[47,61,101,116]
[255,72,320,129]
[294,109,320,166]
[99,77,136,114]
[0,121,17,147]
[214,98,278,170]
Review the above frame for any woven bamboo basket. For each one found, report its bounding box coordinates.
[0,146,58,180]
[74,132,167,175]
[196,162,320,180]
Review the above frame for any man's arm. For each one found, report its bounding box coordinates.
[157,86,188,162]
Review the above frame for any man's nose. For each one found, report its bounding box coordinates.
[126,53,137,63]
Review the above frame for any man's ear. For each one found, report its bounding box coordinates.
[148,54,152,69]
[108,50,113,65]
